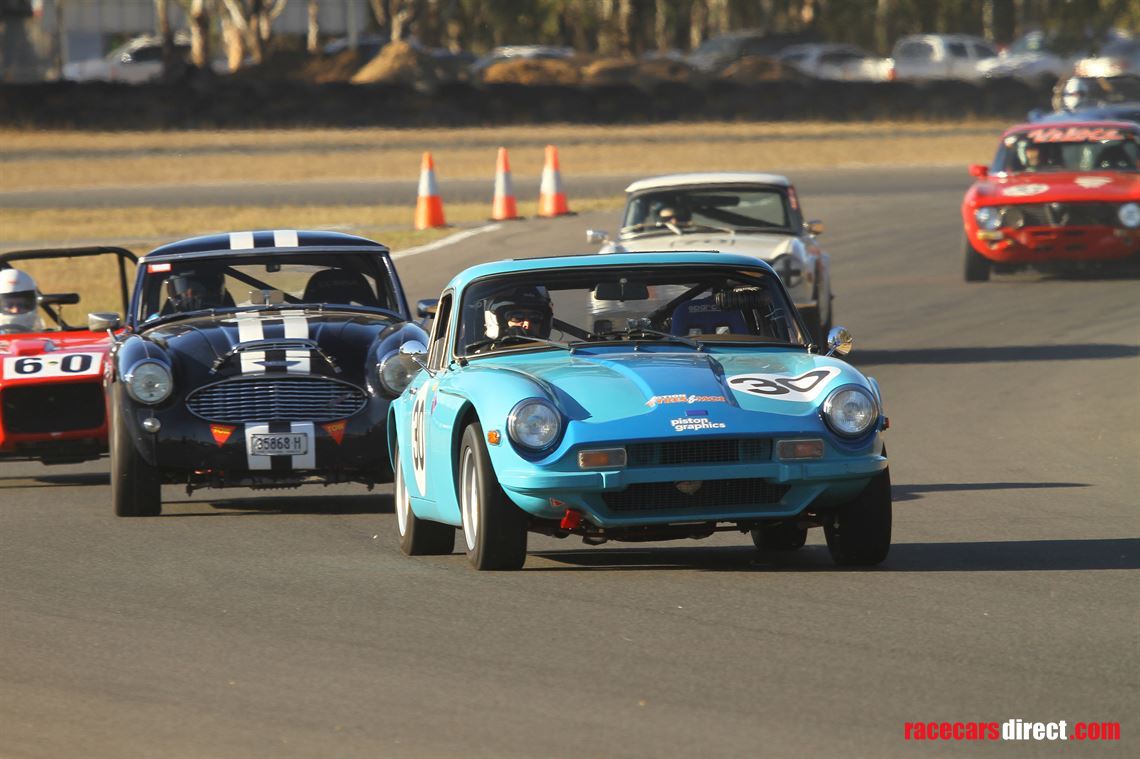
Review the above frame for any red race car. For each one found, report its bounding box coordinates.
[961,120,1140,281]
[1,246,136,464]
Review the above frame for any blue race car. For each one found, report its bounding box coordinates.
[388,252,890,570]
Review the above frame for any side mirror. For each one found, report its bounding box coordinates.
[88,312,122,332]
[825,326,854,357]
[399,340,432,375]
[416,299,439,319]
[805,220,824,236]
[40,292,81,306]
[969,164,989,179]
[586,229,610,245]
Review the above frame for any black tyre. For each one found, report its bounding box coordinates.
[110,401,161,517]
[458,423,528,570]
[751,522,808,551]
[823,467,892,566]
[964,238,991,282]
[394,441,455,556]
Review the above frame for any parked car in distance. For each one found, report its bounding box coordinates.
[62,34,189,83]
[961,120,1140,281]
[470,45,575,76]
[105,230,429,516]
[688,29,819,73]
[976,30,1077,85]
[778,43,893,81]
[587,173,833,347]
[391,252,891,570]
[1075,37,1140,78]
[1,246,136,465]
[890,33,997,81]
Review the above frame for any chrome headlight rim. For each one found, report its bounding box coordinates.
[820,383,879,439]
[377,349,418,397]
[974,206,1002,231]
[124,359,173,405]
[1118,202,1140,229]
[507,397,561,451]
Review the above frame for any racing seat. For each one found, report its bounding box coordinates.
[670,297,748,336]
[302,269,379,307]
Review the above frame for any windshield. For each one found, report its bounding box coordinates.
[622,186,795,234]
[996,126,1140,172]
[456,264,807,357]
[136,251,401,324]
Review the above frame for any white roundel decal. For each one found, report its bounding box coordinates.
[727,367,841,402]
[1002,183,1049,197]
[1075,176,1111,189]
[410,393,427,495]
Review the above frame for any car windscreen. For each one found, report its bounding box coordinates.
[456,264,807,357]
[622,187,793,233]
[996,125,1140,172]
[136,251,401,323]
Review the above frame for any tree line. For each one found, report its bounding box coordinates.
[159,0,1140,70]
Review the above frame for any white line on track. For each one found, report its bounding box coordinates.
[390,223,503,259]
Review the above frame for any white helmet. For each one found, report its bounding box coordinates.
[1061,78,1089,111]
[0,268,41,334]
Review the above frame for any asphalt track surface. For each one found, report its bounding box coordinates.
[2,168,1138,758]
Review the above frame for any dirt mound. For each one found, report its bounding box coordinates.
[300,50,366,84]
[718,55,801,82]
[352,40,435,88]
[480,57,581,86]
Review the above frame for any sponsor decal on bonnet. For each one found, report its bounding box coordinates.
[1002,183,1049,198]
[646,393,727,408]
[671,417,726,432]
[1075,176,1112,189]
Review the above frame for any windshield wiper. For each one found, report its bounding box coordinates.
[583,328,705,351]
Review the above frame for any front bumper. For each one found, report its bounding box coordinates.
[972,226,1140,264]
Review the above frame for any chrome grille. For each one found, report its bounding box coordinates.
[186,377,366,423]
[625,438,772,467]
[1003,202,1118,228]
[603,478,790,512]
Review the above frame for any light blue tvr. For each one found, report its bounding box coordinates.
[388,252,890,570]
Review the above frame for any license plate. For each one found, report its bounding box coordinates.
[250,433,308,456]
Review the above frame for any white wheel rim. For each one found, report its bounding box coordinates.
[395,451,409,537]
[460,447,478,552]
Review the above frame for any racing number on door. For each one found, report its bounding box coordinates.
[410,392,428,495]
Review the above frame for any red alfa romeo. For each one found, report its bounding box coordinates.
[961,121,1140,281]
[0,246,136,465]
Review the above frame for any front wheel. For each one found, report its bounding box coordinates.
[394,442,455,556]
[823,467,892,566]
[110,401,162,517]
[459,423,528,570]
[964,238,991,282]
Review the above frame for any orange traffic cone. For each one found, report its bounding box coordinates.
[414,151,447,230]
[491,147,522,221]
[537,144,573,218]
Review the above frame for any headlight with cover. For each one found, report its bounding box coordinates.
[974,206,1002,231]
[821,385,878,438]
[377,350,419,396]
[1118,203,1140,229]
[507,399,560,450]
[125,360,172,405]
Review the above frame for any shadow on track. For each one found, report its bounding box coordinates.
[530,538,1139,572]
[160,492,394,516]
[0,472,110,489]
[852,344,1138,367]
[892,481,1089,502]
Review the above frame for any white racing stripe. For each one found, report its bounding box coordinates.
[273,229,299,247]
[230,231,255,250]
[281,311,311,373]
[243,422,316,472]
[236,314,265,374]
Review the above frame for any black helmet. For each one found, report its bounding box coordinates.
[165,270,226,312]
[483,285,553,339]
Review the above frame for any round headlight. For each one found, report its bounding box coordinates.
[125,360,172,405]
[507,399,560,450]
[821,386,878,438]
[974,206,1002,231]
[1118,203,1140,229]
[377,351,418,397]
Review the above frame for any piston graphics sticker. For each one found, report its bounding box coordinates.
[670,417,727,432]
[1002,184,1049,198]
[727,367,841,402]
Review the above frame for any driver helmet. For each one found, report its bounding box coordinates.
[1061,77,1089,111]
[657,203,692,226]
[0,268,41,334]
[165,269,226,312]
[483,285,553,340]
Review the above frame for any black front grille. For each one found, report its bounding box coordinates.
[603,477,790,512]
[1004,202,1118,228]
[186,377,366,423]
[2,383,104,434]
[626,438,772,467]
